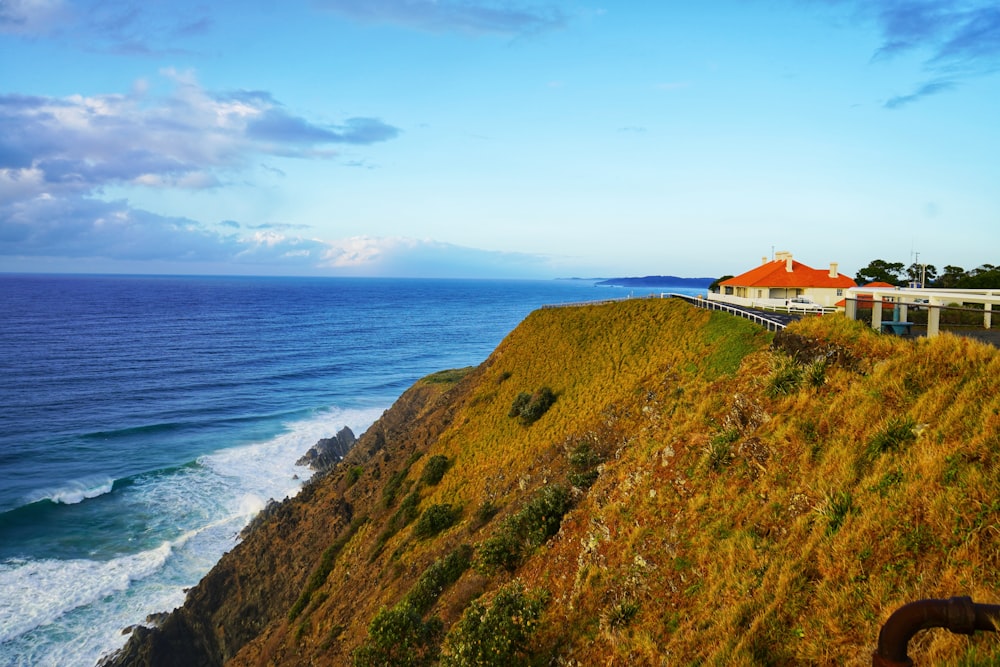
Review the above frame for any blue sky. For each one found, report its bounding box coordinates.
[1,0,998,279]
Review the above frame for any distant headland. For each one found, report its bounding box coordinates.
[595,275,716,288]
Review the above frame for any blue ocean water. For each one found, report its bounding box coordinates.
[0,274,705,666]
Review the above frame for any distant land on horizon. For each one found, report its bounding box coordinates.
[595,275,716,288]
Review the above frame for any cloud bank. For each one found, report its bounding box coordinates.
[0,71,552,277]
[0,71,397,201]
[0,72,484,275]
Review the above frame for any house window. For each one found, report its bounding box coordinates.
[836,289,843,296]
[757,290,762,298]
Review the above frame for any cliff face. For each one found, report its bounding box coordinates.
[102,299,1000,666]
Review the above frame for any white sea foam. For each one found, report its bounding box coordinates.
[0,542,172,643]
[0,405,385,667]
[40,476,115,505]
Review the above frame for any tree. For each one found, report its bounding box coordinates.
[855,259,906,286]
[960,264,1000,289]
[937,265,966,288]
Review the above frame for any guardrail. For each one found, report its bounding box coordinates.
[667,293,788,332]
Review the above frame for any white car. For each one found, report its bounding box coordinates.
[788,296,823,310]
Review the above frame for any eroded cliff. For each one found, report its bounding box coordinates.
[102,299,1000,666]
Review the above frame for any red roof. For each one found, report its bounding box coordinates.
[721,259,856,289]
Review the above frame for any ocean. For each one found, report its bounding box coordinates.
[0,274,706,666]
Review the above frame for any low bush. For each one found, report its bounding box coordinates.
[508,387,557,425]
[567,441,603,489]
[352,603,442,667]
[413,503,460,540]
[705,428,739,472]
[404,545,473,615]
[420,455,450,486]
[766,356,803,397]
[440,581,548,667]
[866,417,917,460]
[476,485,570,573]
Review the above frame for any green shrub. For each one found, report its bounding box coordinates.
[352,603,443,667]
[440,581,548,667]
[517,485,570,547]
[568,468,599,489]
[826,490,855,535]
[602,597,640,631]
[767,357,803,397]
[421,455,450,486]
[866,417,917,460]
[413,503,460,540]
[706,429,739,471]
[347,466,364,487]
[567,441,603,489]
[807,359,827,387]
[475,485,570,574]
[476,530,523,573]
[508,387,557,425]
[404,545,473,615]
[508,392,531,418]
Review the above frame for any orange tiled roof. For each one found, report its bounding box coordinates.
[721,259,856,289]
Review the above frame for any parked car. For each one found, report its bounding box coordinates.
[787,296,823,310]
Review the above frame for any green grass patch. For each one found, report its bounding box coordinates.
[423,367,474,385]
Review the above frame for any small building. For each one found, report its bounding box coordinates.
[714,251,857,309]
[835,282,898,310]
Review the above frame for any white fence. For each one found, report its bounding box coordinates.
[707,293,836,315]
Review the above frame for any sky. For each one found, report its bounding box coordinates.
[1,0,998,279]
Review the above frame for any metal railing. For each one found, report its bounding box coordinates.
[666,293,788,332]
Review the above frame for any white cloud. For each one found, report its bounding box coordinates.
[0,73,398,206]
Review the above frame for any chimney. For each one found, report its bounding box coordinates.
[786,256,793,272]
[762,256,768,265]
[829,262,838,278]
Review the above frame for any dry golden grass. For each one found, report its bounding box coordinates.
[270,299,1000,666]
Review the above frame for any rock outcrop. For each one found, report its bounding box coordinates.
[99,377,461,667]
[295,426,357,470]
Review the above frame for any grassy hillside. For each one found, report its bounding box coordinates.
[110,298,1000,666]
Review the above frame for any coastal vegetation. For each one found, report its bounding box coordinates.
[104,298,1000,666]
[855,258,1000,288]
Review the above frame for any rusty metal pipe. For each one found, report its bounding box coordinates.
[872,596,1000,667]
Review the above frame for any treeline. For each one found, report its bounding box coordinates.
[856,259,1000,289]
